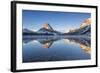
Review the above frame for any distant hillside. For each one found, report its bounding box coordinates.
[23,28,34,33]
[23,28,38,35]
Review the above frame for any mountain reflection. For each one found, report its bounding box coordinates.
[23,36,91,54]
[64,37,91,54]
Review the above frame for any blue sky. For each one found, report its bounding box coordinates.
[22,10,91,32]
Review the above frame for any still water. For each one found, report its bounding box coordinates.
[22,36,91,63]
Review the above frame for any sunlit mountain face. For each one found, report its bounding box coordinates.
[37,23,62,35]
[80,18,91,28]
[42,23,54,31]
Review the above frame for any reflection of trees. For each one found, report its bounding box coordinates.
[23,36,91,54]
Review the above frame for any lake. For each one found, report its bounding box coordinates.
[22,35,91,63]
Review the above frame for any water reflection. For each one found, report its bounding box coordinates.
[64,37,91,54]
[23,36,91,52]
[23,36,60,48]
[23,36,91,62]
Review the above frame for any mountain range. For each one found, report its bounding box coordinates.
[65,25,91,36]
[23,18,91,36]
[66,18,91,36]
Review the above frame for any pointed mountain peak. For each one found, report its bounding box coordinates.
[42,23,54,30]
